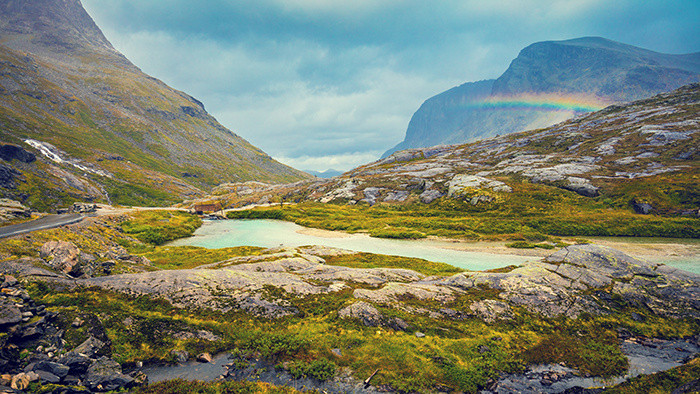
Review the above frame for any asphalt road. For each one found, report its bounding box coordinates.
[0,214,85,238]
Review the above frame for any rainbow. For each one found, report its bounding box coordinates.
[464,93,608,113]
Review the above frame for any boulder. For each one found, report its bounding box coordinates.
[35,370,60,383]
[469,300,514,323]
[40,241,83,277]
[632,199,653,214]
[338,301,383,327]
[0,300,22,326]
[419,189,444,204]
[10,373,30,390]
[71,202,97,213]
[0,199,30,221]
[196,353,212,363]
[563,177,599,197]
[447,174,512,197]
[85,356,133,391]
[170,350,189,363]
[58,353,92,375]
[72,336,108,358]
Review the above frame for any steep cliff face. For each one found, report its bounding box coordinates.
[0,0,308,209]
[385,37,700,157]
[493,37,700,100]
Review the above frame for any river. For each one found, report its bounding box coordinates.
[168,219,536,271]
[168,219,700,273]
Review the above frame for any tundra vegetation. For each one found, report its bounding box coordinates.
[1,211,698,393]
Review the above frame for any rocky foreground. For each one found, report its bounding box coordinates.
[1,240,699,392]
[10,243,696,322]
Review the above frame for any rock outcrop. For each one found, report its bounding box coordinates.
[7,244,697,324]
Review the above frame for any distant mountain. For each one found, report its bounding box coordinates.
[305,169,343,178]
[384,37,700,157]
[0,0,307,210]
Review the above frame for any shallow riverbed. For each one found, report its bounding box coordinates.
[169,219,700,273]
[168,219,536,271]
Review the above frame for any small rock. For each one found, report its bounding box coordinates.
[35,370,60,383]
[33,360,70,378]
[338,301,383,327]
[0,374,11,386]
[72,317,84,327]
[632,199,653,214]
[478,345,491,354]
[331,348,342,357]
[86,356,134,391]
[197,353,213,363]
[170,350,189,363]
[2,275,18,288]
[10,373,30,390]
[414,331,425,338]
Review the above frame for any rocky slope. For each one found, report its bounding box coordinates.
[207,83,699,220]
[0,0,308,210]
[385,37,700,156]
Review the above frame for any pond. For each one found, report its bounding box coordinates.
[169,219,700,273]
[168,219,536,271]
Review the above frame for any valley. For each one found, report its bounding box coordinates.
[0,1,698,394]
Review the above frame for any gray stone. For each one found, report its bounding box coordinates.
[338,301,383,327]
[197,353,212,363]
[85,356,133,391]
[419,189,444,204]
[414,331,425,338]
[0,300,22,326]
[35,370,60,384]
[170,350,189,364]
[72,336,108,358]
[40,240,83,277]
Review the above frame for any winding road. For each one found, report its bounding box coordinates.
[0,214,85,239]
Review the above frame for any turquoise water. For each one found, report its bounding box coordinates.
[169,219,700,274]
[169,219,536,271]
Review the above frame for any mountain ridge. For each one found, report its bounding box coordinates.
[384,37,700,157]
[0,0,308,209]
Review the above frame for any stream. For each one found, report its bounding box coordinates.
[142,337,699,393]
[169,219,700,274]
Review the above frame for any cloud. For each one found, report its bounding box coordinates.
[82,0,700,171]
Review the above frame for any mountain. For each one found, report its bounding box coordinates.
[0,0,307,210]
[305,169,343,178]
[384,37,700,157]
[214,83,699,222]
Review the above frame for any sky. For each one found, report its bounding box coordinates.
[81,0,700,172]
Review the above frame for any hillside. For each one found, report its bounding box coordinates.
[217,83,699,239]
[0,0,307,210]
[385,37,700,157]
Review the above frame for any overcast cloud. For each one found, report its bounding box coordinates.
[81,0,700,171]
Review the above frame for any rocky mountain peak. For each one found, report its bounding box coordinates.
[0,0,117,56]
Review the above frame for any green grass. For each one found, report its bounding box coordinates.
[121,210,202,245]
[227,196,700,241]
[323,252,463,276]
[142,246,266,270]
[132,379,306,394]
